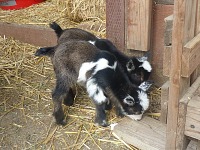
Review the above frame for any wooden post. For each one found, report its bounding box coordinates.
[191,0,200,84]
[126,0,152,51]
[166,0,197,149]
[160,81,169,124]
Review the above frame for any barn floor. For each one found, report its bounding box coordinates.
[0,1,161,149]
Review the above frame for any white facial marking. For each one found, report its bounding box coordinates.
[139,61,152,72]
[138,91,149,111]
[127,114,143,121]
[88,40,96,45]
[86,78,107,104]
[123,95,135,106]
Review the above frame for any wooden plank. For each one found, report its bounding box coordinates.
[164,15,173,46]
[187,140,200,150]
[185,95,200,140]
[0,22,57,47]
[160,81,169,123]
[126,0,152,51]
[151,4,173,86]
[183,0,197,45]
[197,141,200,150]
[113,116,166,150]
[195,0,200,35]
[191,0,200,84]
[177,76,200,149]
[182,33,200,77]
[163,46,171,77]
[184,77,200,140]
[166,0,197,149]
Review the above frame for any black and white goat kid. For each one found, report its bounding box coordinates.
[48,22,152,85]
[89,39,152,85]
[35,40,153,127]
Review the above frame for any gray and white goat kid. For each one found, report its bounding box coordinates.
[35,40,153,126]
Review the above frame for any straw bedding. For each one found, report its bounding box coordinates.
[0,0,160,149]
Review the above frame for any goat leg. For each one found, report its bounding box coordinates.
[52,81,68,125]
[94,103,108,127]
[63,87,76,106]
[104,87,126,117]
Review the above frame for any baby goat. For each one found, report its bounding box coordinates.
[49,22,152,85]
[90,39,152,85]
[35,40,152,126]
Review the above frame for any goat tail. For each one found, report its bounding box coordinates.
[49,22,63,38]
[35,46,55,57]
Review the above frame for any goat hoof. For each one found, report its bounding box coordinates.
[105,103,112,110]
[95,120,109,127]
[63,101,74,106]
[56,119,67,126]
[116,111,126,118]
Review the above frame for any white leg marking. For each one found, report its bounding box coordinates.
[86,78,107,104]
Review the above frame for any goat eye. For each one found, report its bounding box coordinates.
[127,100,134,105]
[124,97,135,106]
[126,60,135,72]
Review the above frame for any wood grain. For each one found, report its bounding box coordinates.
[166,0,197,149]
[126,0,152,51]
[160,81,169,124]
[182,33,200,77]
[185,96,200,140]
[113,116,166,150]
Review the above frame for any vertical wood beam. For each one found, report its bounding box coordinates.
[166,0,197,149]
[191,0,200,84]
[126,0,152,51]
[160,81,169,124]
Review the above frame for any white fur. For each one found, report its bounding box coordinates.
[77,62,95,83]
[78,58,117,104]
[123,95,135,106]
[78,58,117,84]
[138,91,149,111]
[86,78,107,104]
[93,58,117,75]
[127,114,143,121]
[140,61,152,72]
[88,40,96,45]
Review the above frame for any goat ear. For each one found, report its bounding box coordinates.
[144,51,151,58]
[126,60,135,72]
[139,80,154,91]
[137,55,148,62]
